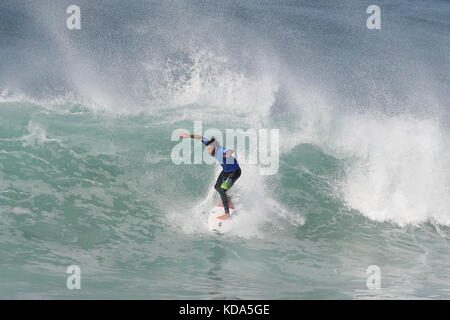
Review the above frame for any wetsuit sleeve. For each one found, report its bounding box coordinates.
[202,138,209,145]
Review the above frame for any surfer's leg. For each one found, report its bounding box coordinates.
[229,167,241,184]
[218,168,241,216]
[214,171,227,198]
[215,171,231,214]
[219,189,230,214]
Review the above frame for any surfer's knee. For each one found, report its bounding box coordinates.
[219,187,227,195]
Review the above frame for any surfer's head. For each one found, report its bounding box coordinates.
[205,137,219,156]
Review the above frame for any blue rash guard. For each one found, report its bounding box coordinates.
[203,138,240,172]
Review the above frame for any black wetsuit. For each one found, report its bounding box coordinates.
[214,167,241,214]
[202,138,241,214]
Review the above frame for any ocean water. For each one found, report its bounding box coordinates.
[0,0,449,299]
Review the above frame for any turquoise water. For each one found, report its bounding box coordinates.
[1,0,450,299]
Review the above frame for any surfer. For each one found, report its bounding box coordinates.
[179,132,241,220]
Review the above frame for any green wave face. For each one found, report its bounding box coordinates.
[1,0,450,299]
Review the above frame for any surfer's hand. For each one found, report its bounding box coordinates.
[179,132,190,139]
[224,149,234,157]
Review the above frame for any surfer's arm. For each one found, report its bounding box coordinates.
[178,132,205,141]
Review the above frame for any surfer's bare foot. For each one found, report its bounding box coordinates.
[218,214,231,220]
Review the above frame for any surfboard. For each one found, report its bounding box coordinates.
[208,200,237,233]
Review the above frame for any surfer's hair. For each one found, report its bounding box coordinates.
[205,137,220,156]
[205,137,216,146]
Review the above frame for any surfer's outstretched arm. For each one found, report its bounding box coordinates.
[179,132,205,141]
